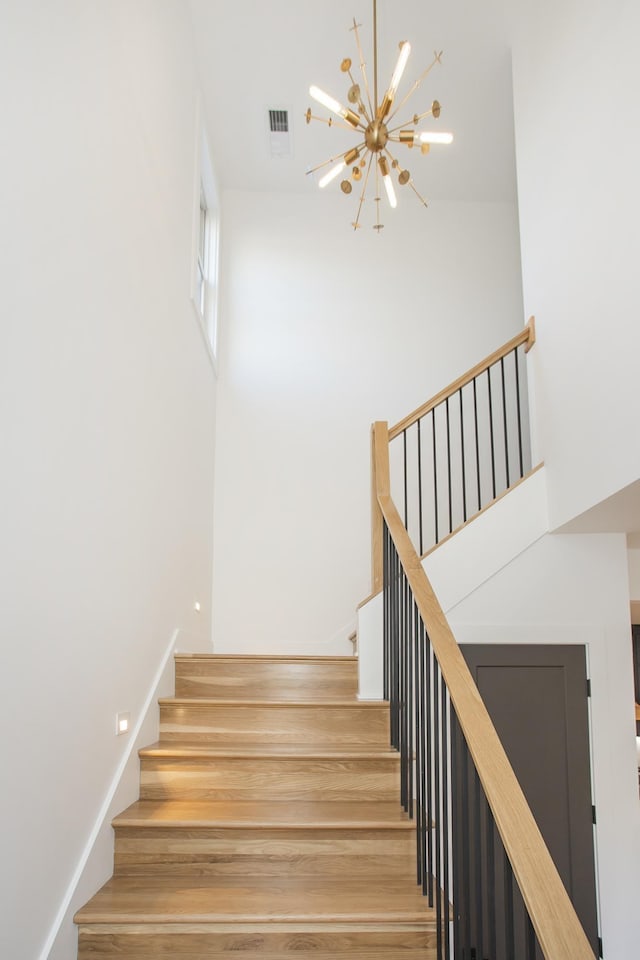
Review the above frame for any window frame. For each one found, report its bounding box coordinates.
[191,103,219,371]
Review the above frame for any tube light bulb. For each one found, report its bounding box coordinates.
[309,86,360,127]
[383,172,397,209]
[310,85,342,116]
[319,161,346,188]
[416,130,454,145]
[389,42,411,98]
[378,157,397,209]
[379,42,411,118]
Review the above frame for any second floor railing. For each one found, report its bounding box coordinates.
[388,317,536,567]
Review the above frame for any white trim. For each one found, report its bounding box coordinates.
[38,630,181,960]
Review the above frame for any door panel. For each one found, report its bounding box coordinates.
[460,643,599,954]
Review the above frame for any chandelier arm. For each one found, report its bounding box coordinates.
[386,107,436,138]
[383,145,400,168]
[374,154,383,231]
[348,77,372,125]
[307,111,366,133]
[386,51,443,125]
[410,107,438,126]
[306,142,367,177]
[408,179,429,207]
[353,152,375,231]
[350,18,374,119]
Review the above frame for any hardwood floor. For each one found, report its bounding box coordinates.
[74,655,439,958]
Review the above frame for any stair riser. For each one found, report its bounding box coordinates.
[140,757,400,802]
[175,659,358,701]
[159,702,390,745]
[114,828,416,877]
[78,926,437,958]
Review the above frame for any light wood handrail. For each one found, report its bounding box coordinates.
[388,317,536,440]
[373,420,595,960]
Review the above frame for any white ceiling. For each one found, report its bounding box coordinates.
[188,0,518,204]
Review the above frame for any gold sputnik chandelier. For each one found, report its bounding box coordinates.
[306,0,453,231]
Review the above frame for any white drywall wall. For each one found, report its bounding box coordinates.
[0,3,216,957]
[511,0,640,532]
[213,189,524,654]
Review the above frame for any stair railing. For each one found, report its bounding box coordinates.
[372,318,537,593]
[371,328,597,958]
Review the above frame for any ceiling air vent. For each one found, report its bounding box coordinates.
[267,108,292,159]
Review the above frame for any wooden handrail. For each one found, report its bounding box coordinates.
[388,317,536,440]
[373,420,595,960]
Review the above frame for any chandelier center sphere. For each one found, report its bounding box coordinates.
[365,119,389,153]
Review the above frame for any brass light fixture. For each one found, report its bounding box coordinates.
[306,0,453,231]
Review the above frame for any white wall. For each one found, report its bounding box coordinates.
[447,532,640,960]
[213,189,524,653]
[0,3,216,957]
[511,0,640,531]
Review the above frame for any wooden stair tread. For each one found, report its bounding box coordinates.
[113,800,415,830]
[141,740,398,759]
[75,875,437,925]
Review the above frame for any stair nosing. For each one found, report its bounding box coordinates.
[159,698,388,707]
[139,743,399,760]
[174,654,358,663]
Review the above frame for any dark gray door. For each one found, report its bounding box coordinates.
[460,643,599,955]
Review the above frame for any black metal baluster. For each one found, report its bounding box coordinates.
[459,388,467,523]
[419,619,428,891]
[461,736,472,957]
[415,610,423,886]
[446,397,453,534]
[487,366,497,500]
[500,356,510,489]
[417,418,424,555]
[485,800,497,960]
[514,347,524,478]
[408,601,415,819]
[403,577,410,812]
[432,408,439,546]
[383,526,389,700]
[525,912,537,960]
[388,537,393,741]
[434,660,442,960]
[473,770,484,958]
[399,573,407,810]
[390,544,398,748]
[473,377,481,513]
[441,675,451,960]
[425,634,434,904]
[451,709,461,959]
[504,849,515,960]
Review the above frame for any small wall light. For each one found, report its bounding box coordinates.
[116,712,130,736]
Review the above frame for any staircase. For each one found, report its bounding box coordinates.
[74,654,439,958]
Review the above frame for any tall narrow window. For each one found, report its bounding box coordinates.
[197,185,209,317]
[192,114,219,364]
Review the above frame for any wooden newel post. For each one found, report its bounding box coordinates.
[371,421,390,594]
